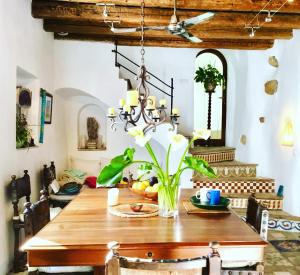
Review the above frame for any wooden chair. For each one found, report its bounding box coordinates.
[23,191,94,275]
[42,161,76,208]
[246,191,269,241]
[10,170,31,272]
[105,241,222,275]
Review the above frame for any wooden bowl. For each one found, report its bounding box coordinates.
[129,188,158,201]
[130,203,143,212]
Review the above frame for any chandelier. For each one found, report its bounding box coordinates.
[107,0,180,134]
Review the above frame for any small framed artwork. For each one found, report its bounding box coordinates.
[44,92,53,124]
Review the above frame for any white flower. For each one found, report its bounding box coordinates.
[128,126,151,147]
[193,129,211,140]
[128,126,144,138]
[135,135,151,147]
[169,133,188,151]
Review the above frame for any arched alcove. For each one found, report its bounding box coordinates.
[77,103,107,151]
[194,49,227,146]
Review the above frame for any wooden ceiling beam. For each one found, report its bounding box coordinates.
[41,0,300,13]
[44,21,293,40]
[32,1,300,30]
[54,33,274,50]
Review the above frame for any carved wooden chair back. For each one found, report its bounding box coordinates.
[10,170,31,218]
[246,192,269,241]
[23,191,94,274]
[23,190,50,239]
[105,241,222,275]
[9,170,31,272]
[42,161,56,194]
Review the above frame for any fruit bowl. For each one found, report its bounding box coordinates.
[129,188,158,201]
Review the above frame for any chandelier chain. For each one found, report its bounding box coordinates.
[140,0,145,66]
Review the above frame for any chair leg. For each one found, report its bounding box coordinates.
[13,225,27,272]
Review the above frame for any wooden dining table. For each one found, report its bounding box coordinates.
[23,188,267,273]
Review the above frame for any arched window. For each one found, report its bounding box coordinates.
[194,49,227,146]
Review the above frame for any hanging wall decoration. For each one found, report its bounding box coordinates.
[44,92,53,124]
[39,89,46,143]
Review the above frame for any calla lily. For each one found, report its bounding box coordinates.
[193,129,211,140]
[128,126,144,138]
[135,134,151,147]
[169,133,188,151]
[128,126,151,147]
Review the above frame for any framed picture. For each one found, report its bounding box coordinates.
[44,92,53,124]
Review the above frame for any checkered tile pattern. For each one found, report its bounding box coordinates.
[229,198,283,210]
[194,151,235,163]
[193,179,275,193]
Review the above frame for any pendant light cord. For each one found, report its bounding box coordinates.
[140,0,145,66]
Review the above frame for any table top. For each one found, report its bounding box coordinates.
[24,188,266,252]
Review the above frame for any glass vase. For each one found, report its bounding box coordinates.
[158,183,180,218]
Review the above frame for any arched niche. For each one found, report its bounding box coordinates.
[77,104,107,151]
[194,49,227,146]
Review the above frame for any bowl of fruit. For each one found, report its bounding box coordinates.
[130,177,159,201]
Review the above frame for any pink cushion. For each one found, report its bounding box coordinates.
[85,176,97,188]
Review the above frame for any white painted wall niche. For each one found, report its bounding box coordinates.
[77,103,107,151]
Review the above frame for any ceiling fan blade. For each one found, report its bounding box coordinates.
[111,27,138,33]
[181,12,215,28]
[177,31,202,43]
[111,26,167,33]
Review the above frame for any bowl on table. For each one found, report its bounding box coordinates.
[129,187,158,201]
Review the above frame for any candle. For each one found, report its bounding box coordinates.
[159,98,166,107]
[146,96,156,110]
[123,104,131,113]
[126,90,139,107]
[152,109,160,119]
[172,108,179,116]
[107,188,119,206]
[108,107,115,116]
[119,98,125,107]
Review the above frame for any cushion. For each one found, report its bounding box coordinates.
[85,176,97,188]
[49,193,77,201]
[37,266,93,273]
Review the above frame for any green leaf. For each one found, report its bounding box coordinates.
[183,156,216,178]
[97,148,135,187]
[137,163,153,180]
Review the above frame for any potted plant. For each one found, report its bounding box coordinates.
[16,113,32,149]
[194,64,225,92]
[97,128,215,218]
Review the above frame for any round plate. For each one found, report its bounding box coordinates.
[190,196,230,210]
[109,203,158,218]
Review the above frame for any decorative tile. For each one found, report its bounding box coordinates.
[193,178,275,193]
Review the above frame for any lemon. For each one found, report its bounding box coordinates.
[152,183,159,192]
[142,180,150,187]
[137,182,147,191]
[132,182,139,190]
[145,186,153,192]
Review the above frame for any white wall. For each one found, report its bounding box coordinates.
[228,31,300,216]
[0,1,67,273]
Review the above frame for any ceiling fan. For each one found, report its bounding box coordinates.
[109,0,214,43]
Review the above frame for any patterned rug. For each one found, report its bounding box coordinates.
[270,240,300,253]
[265,231,300,274]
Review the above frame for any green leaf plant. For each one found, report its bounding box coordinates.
[97,128,216,188]
[194,64,225,89]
